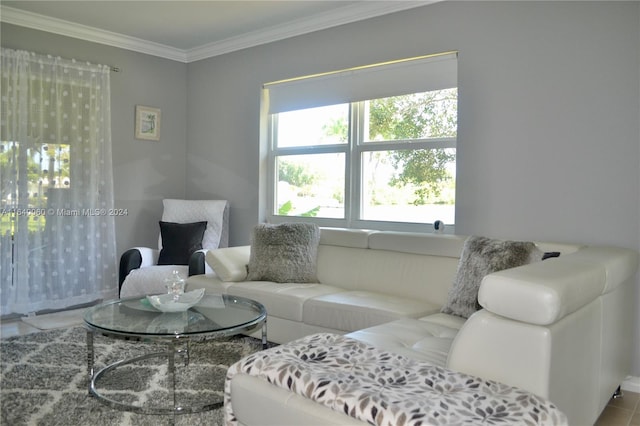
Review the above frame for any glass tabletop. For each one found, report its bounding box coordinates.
[84,293,266,339]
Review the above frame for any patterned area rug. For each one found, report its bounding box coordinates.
[1,326,266,426]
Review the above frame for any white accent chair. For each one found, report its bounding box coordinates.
[119,199,229,298]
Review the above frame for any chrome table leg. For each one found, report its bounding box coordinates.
[86,330,94,395]
[261,318,268,350]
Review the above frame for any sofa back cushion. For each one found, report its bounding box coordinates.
[319,227,373,248]
[317,231,466,305]
[368,232,467,257]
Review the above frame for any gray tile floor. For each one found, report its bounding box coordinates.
[1,309,638,425]
[596,391,640,426]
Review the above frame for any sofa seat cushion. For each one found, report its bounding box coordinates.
[226,282,346,322]
[303,291,440,332]
[345,314,465,367]
[186,273,235,294]
[418,312,468,330]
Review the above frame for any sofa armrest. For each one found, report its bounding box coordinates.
[133,246,160,267]
[554,246,639,293]
[479,246,638,325]
[447,304,601,425]
[205,246,251,282]
[189,249,208,276]
[118,247,160,294]
[478,256,606,325]
[189,250,205,276]
[119,249,141,290]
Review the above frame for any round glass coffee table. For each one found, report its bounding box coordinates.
[83,293,267,415]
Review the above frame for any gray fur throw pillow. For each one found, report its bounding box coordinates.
[441,236,543,319]
[247,223,321,283]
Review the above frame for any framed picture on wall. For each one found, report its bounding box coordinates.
[135,105,161,141]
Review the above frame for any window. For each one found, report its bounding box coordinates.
[0,141,70,234]
[263,52,457,231]
[1,48,117,316]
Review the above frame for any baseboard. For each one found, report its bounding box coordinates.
[20,308,85,330]
[622,376,640,393]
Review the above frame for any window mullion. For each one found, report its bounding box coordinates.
[266,114,278,217]
[348,101,365,227]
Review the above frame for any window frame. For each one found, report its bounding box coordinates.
[266,94,457,233]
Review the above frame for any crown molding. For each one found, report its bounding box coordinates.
[1,6,188,62]
[186,1,436,62]
[1,2,436,63]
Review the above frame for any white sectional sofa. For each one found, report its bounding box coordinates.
[185,227,638,426]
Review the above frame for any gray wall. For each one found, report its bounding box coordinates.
[186,2,640,373]
[3,1,640,375]
[1,23,189,258]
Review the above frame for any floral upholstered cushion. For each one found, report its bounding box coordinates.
[225,333,568,426]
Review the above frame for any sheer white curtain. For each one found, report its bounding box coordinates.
[1,48,117,315]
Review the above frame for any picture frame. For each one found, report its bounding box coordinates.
[135,105,161,141]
